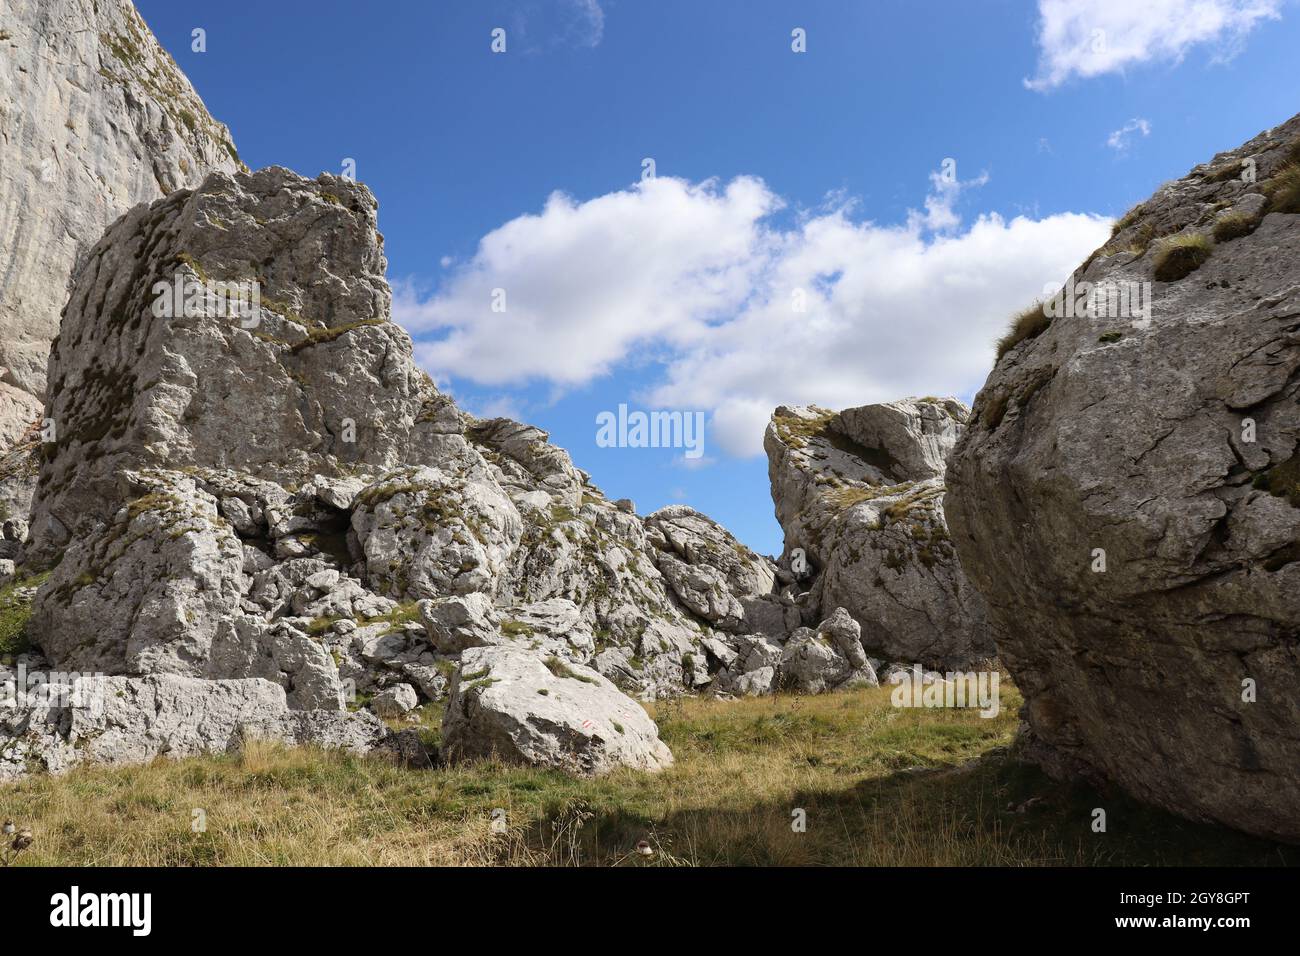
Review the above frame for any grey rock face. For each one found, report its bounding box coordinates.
[440,646,674,775]
[946,114,1300,843]
[13,164,816,777]
[644,505,781,633]
[0,0,239,402]
[27,165,436,562]
[765,400,992,667]
[712,608,878,696]
[0,674,394,781]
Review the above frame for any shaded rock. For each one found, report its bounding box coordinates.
[644,505,780,633]
[372,683,418,718]
[947,113,1300,843]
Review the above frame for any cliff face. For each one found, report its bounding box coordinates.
[0,0,239,409]
[947,113,1300,843]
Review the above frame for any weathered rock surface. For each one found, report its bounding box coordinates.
[0,0,240,403]
[2,164,807,776]
[765,400,993,667]
[440,646,674,775]
[947,114,1300,843]
[712,607,879,696]
[0,674,398,781]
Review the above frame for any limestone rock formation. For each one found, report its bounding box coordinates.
[0,673,399,781]
[764,399,993,667]
[441,646,674,776]
[712,606,879,696]
[0,0,240,403]
[947,113,1300,843]
[2,165,796,776]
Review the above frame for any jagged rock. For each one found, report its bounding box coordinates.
[713,608,878,695]
[419,592,500,654]
[946,113,1300,843]
[26,166,452,564]
[765,400,992,667]
[352,463,521,600]
[0,674,393,781]
[15,161,786,775]
[644,505,781,633]
[31,469,246,675]
[441,646,674,775]
[0,0,240,403]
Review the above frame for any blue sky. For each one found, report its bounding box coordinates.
[138,0,1299,554]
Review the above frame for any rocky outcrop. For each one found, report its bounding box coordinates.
[765,399,993,667]
[0,0,240,403]
[947,114,1300,843]
[441,646,674,776]
[0,673,402,781]
[712,607,879,696]
[2,165,793,777]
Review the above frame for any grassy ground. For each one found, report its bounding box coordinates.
[1,684,1293,866]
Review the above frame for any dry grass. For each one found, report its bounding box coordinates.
[994,301,1050,361]
[1152,233,1213,282]
[1263,163,1300,214]
[1213,211,1258,242]
[2,686,1293,866]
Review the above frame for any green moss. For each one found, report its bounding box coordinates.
[1152,234,1213,282]
[289,318,387,354]
[543,657,599,685]
[0,570,52,661]
[1097,331,1123,344]
[500,619,535,638]
[1252,453,1300,508]
[306,616,340,637]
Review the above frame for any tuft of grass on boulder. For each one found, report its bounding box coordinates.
[1212,211,1258,242]
[995,301,1050,361]
[1263,164,1300,215]
[1152,233,1212,282]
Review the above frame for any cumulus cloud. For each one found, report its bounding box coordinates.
[1025,0,1282,91]
[1107,117,1152,151]
[399,173,1110,458]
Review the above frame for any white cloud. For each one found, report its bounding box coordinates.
[1025,0,1282,91]
[508,0,605,51]
[399,173,1111,458]
[569,0,605,47]
[1107,117,1152,151]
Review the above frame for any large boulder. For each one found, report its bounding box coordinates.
[0,0,240,403]
[26,165,455,563]
[441,646,674,775]
[946,113,1300,843]
[765,399,992,667]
